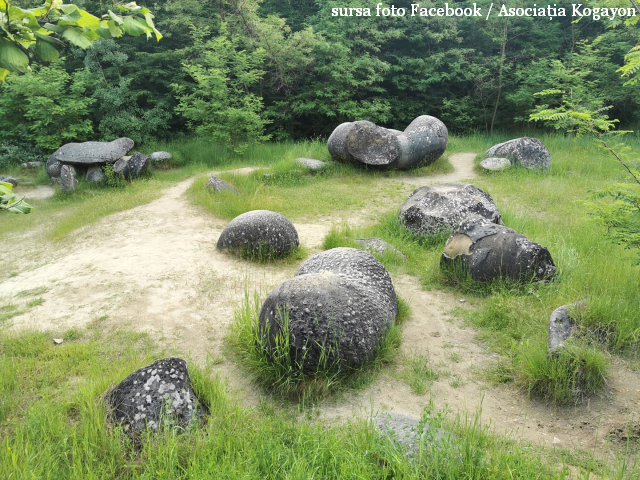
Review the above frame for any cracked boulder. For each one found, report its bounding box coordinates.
[113,152,150,180]
[485,137,550,170]
[327,115,448,169]
[441,214,556,282]
[399,183,501,236]
[106,358,205,436]
[217,210,299,258]
[258,248,397,372]
[49,137,134,165]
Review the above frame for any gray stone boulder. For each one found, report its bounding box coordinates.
[355,238,405,258]
[46,156,62,179]
[60,164,78,192]
[399,183,501,236]
[294,158,327,171]
[21,161,44,169]
[150,151,172,162]
[106,358,205,436]
[0,175,18,187]
[258,248,397,372]
[206,176,239,194]
[217,210,299,258]
[485,137,550,170]
[441,214,556,282]
[86,166,106,183]
[480,157,511,172]
[113,152,150,180]
[374,413,445,456]
[49,137,134,165]
[327,115,448,169]
[548,303,584,355]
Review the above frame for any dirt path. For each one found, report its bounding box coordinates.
[2,153,638,456]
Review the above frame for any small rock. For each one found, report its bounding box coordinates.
[53,338,63,345]
[294,158,327,171]
[459,299,466,303]
[21,161,44,169]
[553,437,561,444]
[205,176,239,194]
[548,302,584,356]
[150,151,172,162]
[60,164,79,192]
[373,413,447,457]
[485,137,551,170]
[480,157,511,171]
[355,238,405,258]
[0,175,18,187]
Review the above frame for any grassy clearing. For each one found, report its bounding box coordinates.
[2,327,622,479]
[397,353,440,395]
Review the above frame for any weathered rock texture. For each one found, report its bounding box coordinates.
[49,137,134,165]
[113,152,149,180]
[441,214,556,282]
[60,164,78,192]
[46,156,62,179]
[205,176,239,194]
[548,303,583,355]
[86,166,106,183]
[106,358,205,435]
[150,151,172,162]
[258,248,397,372]
[0,175,18,187]
[217,210,299,258]
[485,137,550,170]
[327,115,448,169]
[480,157,511,172]
[294,157,327,170]
[399,183,501,236]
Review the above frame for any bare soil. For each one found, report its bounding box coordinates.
[2,154,639,458]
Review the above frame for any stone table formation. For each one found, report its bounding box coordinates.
[327,115,448,169]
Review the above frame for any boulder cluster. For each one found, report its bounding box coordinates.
[46,138,172,191]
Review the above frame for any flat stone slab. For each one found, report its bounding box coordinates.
[49,137,134,165]
[294,158,327,170]
[480,157,511,171]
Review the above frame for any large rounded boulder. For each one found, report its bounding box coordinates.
[258,248,397,372]
[441,215,556,282]
[217,210,299,258]
[485,137,550,170]
[399,183,501,236]
[327,115,448,169]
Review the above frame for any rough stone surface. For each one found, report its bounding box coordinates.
[294,157,327,170]
[150,151,172,162]
[46,155,62,179]
[548,303,583,355]
[399,183,501,236]
[259,248,397,372]
[485,137,550,170]
[374,413,444,456]
[0,175,18,187]
[106,358,205,436]
[205,176,239,194]
[113,152,149,180]
[60,164,78,192]
[50,137,134,165]
[21,161,44,168]
[480,157,511,171]
[86,165,106,183]
[327,115,448,169]
[441,214,556,282]
[217,210,299,258]
[355,238,405,258]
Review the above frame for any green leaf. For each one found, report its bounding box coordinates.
[0,37,29,73]
[35,38,60,62]
[108,10,124,25]
[34,32,65,46]
[61,27,93,49]
[0,68,9,82]
[122,16,148,37]
[95,26,113,39]
[107,20,122,38]
[43,23,66,34]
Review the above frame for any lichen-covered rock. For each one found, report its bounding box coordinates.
[480,157,511,171]
[150,151,172,162]
[355,238,405,258]
[399,183,501,236]
[294,158,327,170]
[327,115,448,169]
[258,248,397,372]
[441,214,556,282]
[548,303,584,355]
[113,152,149,180]
[0,175,18,187]
[485,137,550,170]
[206,176,239,194]
[46,155,62,179]
[86,166,106,183]
[50,137,134,165]
[106,358,205,436]
[217,210,299,258]
[60,164,78,192]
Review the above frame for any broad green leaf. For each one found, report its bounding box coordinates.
[96,26,112,39]
[60,4,79,15]
[0,37,29,73]
[58,10,83,24]
[0,68,8,82]
[35,37,60,62]
[76,10,101,29]
[108,10,124,25]
[107,20,122,37]
[44,23,65,33]
[144,12,162,40]
[122,16,148,37]
[0,182,12,192]
[61,27,92,49]
[34,32,65,45]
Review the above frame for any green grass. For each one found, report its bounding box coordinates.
[397,353,440,395]
[2,328,623,479]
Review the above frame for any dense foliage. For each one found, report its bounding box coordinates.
[1,0,639,151]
